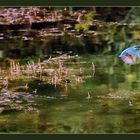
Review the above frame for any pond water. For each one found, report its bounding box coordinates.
[1,54,140,133]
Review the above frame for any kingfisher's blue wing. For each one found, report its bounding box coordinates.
[119,46,140,58]
[126,48,140,57]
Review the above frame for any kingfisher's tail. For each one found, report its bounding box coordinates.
[132,45,140,49]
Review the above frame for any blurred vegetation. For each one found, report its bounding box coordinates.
[1,7,140,60]
[74,12,93,33]
[75,22,89,33]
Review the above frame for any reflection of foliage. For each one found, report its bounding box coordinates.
[60,35,86,53]
[124,7,140,23]
[61,34,85,47]
[132,31,140,40]
[20,56,39,64]
[117,27,127,42]
[102,24,117,44]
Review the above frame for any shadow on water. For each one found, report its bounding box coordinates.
[27,79,63,95]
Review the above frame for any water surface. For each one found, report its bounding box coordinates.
[1,55,140,133]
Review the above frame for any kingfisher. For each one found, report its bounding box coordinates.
[119,45,140,64]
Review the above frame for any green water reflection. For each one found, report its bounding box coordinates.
[1,55,140,133]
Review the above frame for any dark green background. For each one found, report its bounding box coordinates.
[1,134,140,140]
[0,0,140,140]
[0,0,139,6]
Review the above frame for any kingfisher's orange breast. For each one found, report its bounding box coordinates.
[126,53,133,59]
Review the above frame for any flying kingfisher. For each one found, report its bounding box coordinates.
[119,45,140,64]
